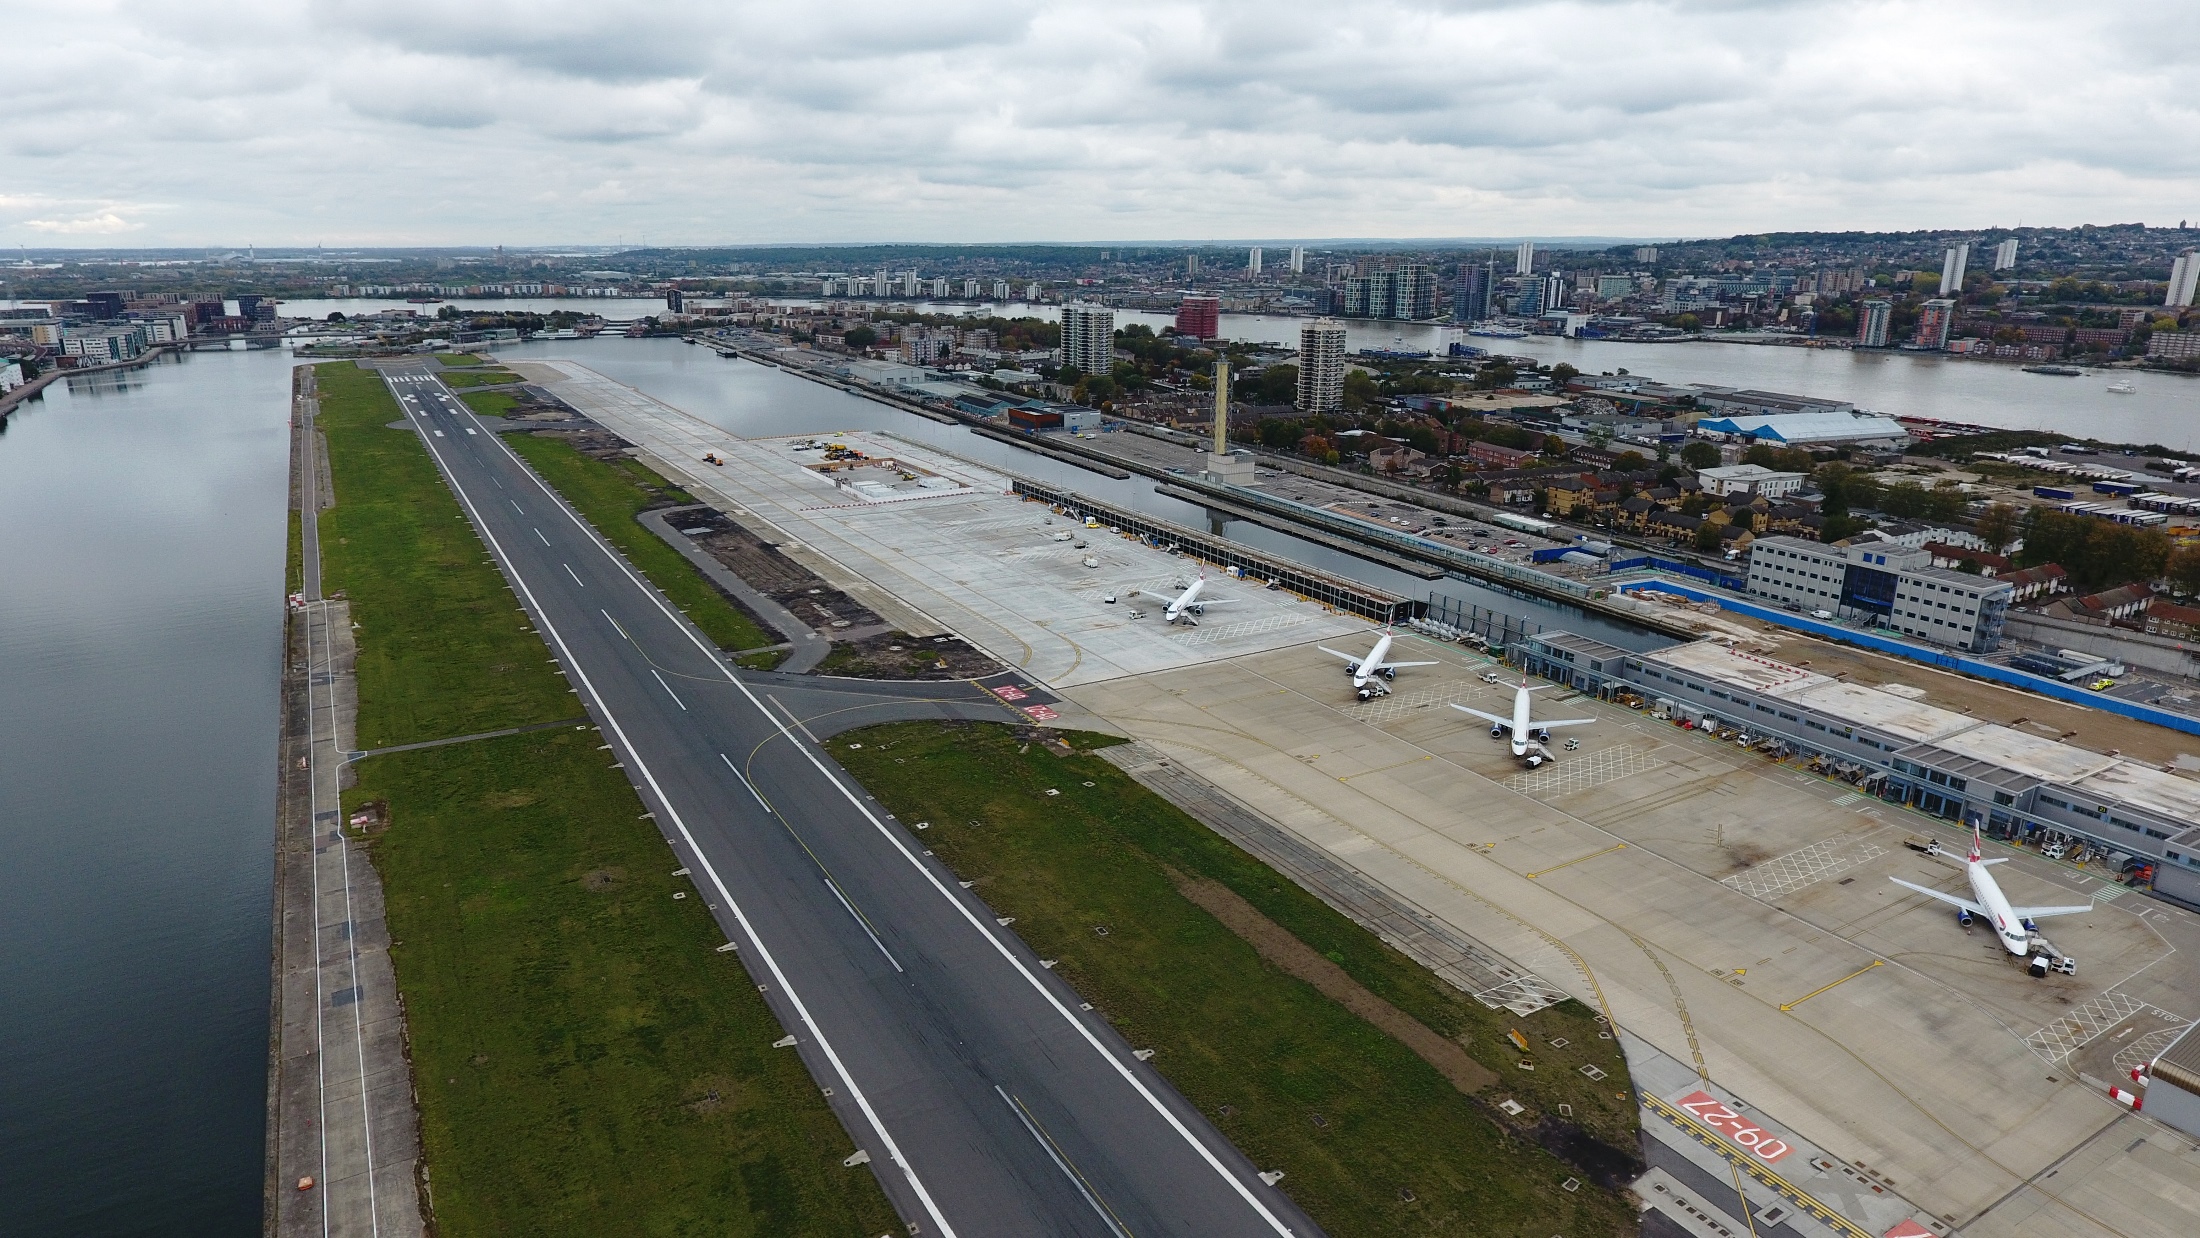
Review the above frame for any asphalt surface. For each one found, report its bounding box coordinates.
[381,367,1319,1238]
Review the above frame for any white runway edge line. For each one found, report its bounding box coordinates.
[402,391,963,1238]
[462,390,1300,1236]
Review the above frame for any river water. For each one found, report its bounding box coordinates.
[0,350,292,1235]
[285,295,2200,452]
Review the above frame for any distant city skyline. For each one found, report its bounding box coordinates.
[7,2,2199,247]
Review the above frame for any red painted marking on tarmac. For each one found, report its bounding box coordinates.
[1023,705,1060,722]
[991,685,1028,702]
[1674,1089,1795,1164]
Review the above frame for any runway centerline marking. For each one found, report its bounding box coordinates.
[650,669,688,711]
[826,877,905,973]
[534,528,549,546]
[563,562,586,587]
[721,753,772,811]
[998,1086,1136,1238]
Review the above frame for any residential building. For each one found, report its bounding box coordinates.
[927,277,948,298]
[1914,298,1957,349]
[2169,250,2200,309]
[1634,247,1659,264]
[1516,240,1535,275]
[1175,294,1221,340]
[1696,464,1806,498]
[963,279,981,299]
[1992,238,2019,271]
[1288,246,1305,274]
[1467,440,1539,469]
[1024,282,1042,301]
[1452,262,1493,322]
[2147,331,2200,360]
[87,290,128,319]
[1595,274,1634,301]
[1248,246,1263,275]
[0,361,22,392]
[1339,265,1438,320]
[1515,278,1545,317]
[1186,254,1199,276]
[60,323,150,363]
[1295,318,1346,414]
[1744,533,2010,651]
[1940,243,1969,299]
[1997,564,2068,602]
[1058,303,1115,376]
[1856,299,1892,347]
[992,280,1011,301]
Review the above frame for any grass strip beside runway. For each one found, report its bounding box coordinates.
[437,367,522,388]
[354,729,899,1236]
[503,432,778,657]
[836,720,1638,1238]
[313,361,574,747]
[458,390,523,417]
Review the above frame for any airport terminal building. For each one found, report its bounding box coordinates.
[1518,630,2200,906]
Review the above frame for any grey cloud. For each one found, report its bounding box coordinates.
[6,0,2200,245]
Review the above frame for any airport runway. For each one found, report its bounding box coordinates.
[381,368,1317,1238]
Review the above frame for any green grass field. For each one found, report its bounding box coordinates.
[459,390,524,417]
[435,351,488,366]
[504,433,776,656]
[351,730,900,1236]
[318,358,900,1233]
[313,362,574,748]
[440,368,522,388]
[834,721,1637,1238]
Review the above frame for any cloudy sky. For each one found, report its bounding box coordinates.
[7,1,2198,247]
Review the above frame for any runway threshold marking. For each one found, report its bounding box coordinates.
[1778,959,1882,1012]
[1526,842,1628,879]
[997,1086,1137,1238]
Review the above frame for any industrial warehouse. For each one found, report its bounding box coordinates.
[1517,629,2200,906]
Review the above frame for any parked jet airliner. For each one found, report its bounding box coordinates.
[1163,573,1230,625]
[1889,824,2090,964]
[1318,629,1437,700]
[1452,671,1594,763]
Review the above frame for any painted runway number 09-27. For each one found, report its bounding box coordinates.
[1676,1090,1794,1163]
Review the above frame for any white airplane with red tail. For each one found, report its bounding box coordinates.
[1890,824,2090,970]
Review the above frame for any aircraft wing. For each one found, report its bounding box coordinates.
[1317,646,1362,664]
[2009,902,2093,919]
[1452,704,1512,729]
[1538,717,1596,730]
[1889,877,1986,917]
[1376,660,1440,671]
